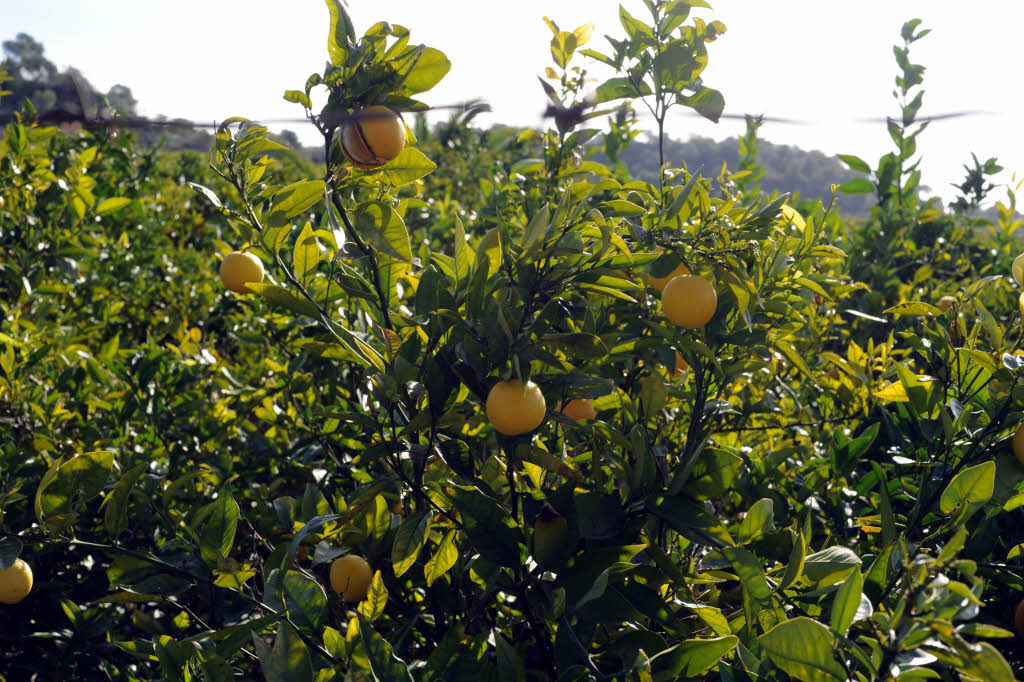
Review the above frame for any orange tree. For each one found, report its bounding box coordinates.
[2,4,1024,681]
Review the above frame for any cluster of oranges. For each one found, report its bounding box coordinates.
[484,254,717,438]
[218,106,407,295]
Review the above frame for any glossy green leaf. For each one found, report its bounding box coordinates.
[268,181,324,228]
[357,613,415,682]
[737,498,775,545]
[199,493,239,565]
[649,635,738,677]
[257,622,312,682]
[830,568,863,635]
[292,221,320,284]
[939,460,995,516]
[357,571,388,622]
[391,512,431,578]
[424,530,459,587]
[759,618,845,682]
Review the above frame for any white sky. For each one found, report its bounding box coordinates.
[3,1,1023,205]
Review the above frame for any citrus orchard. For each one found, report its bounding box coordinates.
[486,380,547,436]
[330,555,373,602]
[0,559,33,605]
[340,105,406,169]
[662,274,718,328]
[220,251,265,294]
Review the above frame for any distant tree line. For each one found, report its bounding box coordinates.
[4,33,1014,221]
[609,132,876,216]
[1,33,212,151]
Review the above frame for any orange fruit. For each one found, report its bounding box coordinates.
[649,262,691,292]
[486,380,547,436]
[1013,424,1024,466]
[340,105,406,169]
[220,251,265,294]
[330,555,373,602]
[662,275,717,328]
[936,296,956,313]
[559,399,596,422]
[0,558,33,605]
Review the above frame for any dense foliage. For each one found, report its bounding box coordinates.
[1,3,1024,681]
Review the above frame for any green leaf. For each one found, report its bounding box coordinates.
[325,0,356,66]
[803,546,860,585]
[391,512,431,578]
[680,86,724,123]
[758,618,845,682]
[246,283,320,317]
[268,181,324,228]
[378,147,437,187]
[454,218,472,289]
[424,530,459,587]
[837,178,875,195]
[36,450,115,523]
[392,46,451,96]
[737,498,775,545]
[292,221,320,284]
[257,622,313,682]
[354,201,413,263]
[199,496,239,566]
[102,462,148,539]
[837,154,871,174]
[594,76,652,103]
[538,333,608,360]
[649,636,738,677]
[357,571,388,622]
[780,529,807,589]
[939,460,995,516]
[452,487,525,567]
[264,570,328,636]
[830,568,863,635]
[358,613,415,681]
[96,197,132,215]
[719,547,772,602]
[883,301,944,317]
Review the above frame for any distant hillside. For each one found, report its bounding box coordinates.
[614,134,876,216]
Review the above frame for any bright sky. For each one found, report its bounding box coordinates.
[4,1,1022,206]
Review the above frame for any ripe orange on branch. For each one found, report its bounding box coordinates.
[340,105,406,169]
[662,274,717,328]
[330,555,372,602]
[0,558,33,605]
[486,380,547,436]
[559,398,596,422]
[220,251,265,293]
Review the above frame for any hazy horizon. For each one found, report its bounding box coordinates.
[3,0,1022,206]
